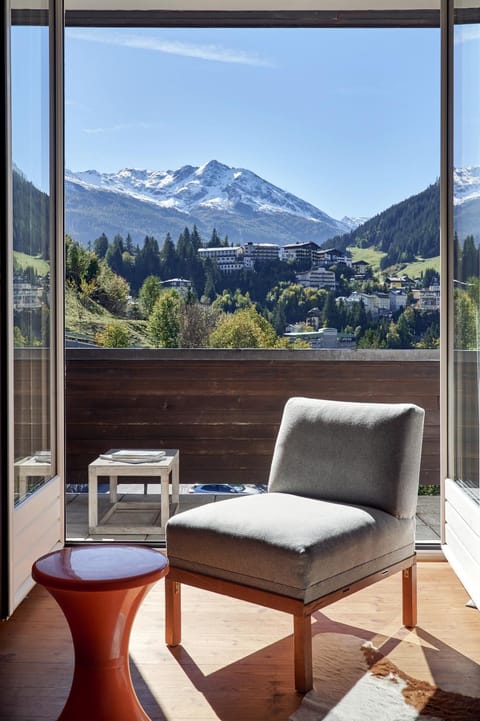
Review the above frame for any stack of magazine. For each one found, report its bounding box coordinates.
[100,449,166,464]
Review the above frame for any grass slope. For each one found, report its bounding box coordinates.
[347,246,387,272]
[400,256,440,279]
[348,246,440,280]
[65,285,150,347]
[14,251,50,276]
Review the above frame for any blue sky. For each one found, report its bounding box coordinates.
[16,25,442,221]
[11,26,50,194]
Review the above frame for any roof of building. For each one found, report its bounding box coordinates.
[283,241,320,250]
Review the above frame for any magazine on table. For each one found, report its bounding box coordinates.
[100,449,166,464]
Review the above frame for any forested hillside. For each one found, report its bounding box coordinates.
[13,167,50,258]
[328,181,440,269]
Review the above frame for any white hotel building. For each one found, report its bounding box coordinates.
[197,246,244,273]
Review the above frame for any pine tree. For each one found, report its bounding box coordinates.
[208,228,221,248]
[461,235,478,282]
[105,235,125,277]
[160,233,177,279]
[125,233,135,255]
[93,233,109,259]
[190,225,202,251]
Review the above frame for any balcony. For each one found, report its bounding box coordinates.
[6,348,471,721]
[2,560,480,721]
[64,348,440,543]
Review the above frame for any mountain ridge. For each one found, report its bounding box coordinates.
[65,160,352,247]
[327,169,480,268]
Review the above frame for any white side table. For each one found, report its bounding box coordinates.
[88,449,180,535]
[14,456,52,500]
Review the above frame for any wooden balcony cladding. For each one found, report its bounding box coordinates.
[65,349,440,487]
[14,349,51,458]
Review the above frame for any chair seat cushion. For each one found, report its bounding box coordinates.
[166,493,415,604]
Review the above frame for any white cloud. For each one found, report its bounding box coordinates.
[82,121,161,134]
[67,28,274,67]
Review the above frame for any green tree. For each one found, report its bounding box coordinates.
[176,227,191,262]
[13,326,28,347]
[139,275,163,318]
[357,327,385,348]
[93,232,109,259]
[422,267,439,288]
[208,307,279,348]
[91,264,130,316]
[190,225,203,251]
[385,320,402,348]
[105,235,125,277]
[95,322,130,348]
[179,301,218,348]
[208,228,222,247]
[321,291,339,328]
[124,233,135,255]
[397,307,415,348]
[65,235,99,289]
[211,289,253,314]
[135,235,161,289]
[466,276,480,307]
[203,257,222,301]
[454,289,478,349]
[160,233,177,279]
[462,235,478,283]
[417,325,440,349]
[454,232,462,281]
[148,290,181,347]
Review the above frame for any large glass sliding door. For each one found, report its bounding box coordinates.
[11,8,54,505]
[443,0,480,607]
[1,0,64,618]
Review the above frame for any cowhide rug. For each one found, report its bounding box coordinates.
[289,633,480,721]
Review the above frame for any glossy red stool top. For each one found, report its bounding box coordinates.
[32,543,168,591]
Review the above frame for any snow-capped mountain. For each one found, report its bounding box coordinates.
[340,215,370,231]
[65,160,351,247]
[451,165,480,241]
[454,166,480,205]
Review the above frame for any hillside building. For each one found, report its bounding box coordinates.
[243,242,280,269]
[284,326,355,350]
[295,267,336,291]
[389,288,408,312]
[341,291,391,317]
[161,278,192,295]
[315,248,352,267]
[283,241,320,264]
[415,285,441,311]
[352,259,370,278]
[13,277,45,311]
[198,246,243,273]
[387,274,415,289]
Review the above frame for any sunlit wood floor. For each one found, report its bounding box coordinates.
[1,559,480,720]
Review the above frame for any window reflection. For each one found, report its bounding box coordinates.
[11,17,53,504]
[452,16,480,502]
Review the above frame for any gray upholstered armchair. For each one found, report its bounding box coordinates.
[165,397,425,692]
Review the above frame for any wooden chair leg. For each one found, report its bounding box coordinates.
[165,578,182,646]
[402,561,417,628]
[293,614,313,693]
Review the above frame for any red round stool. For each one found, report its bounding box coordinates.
[32,544,168,721]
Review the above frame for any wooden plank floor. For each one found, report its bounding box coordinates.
[1,560,479,720]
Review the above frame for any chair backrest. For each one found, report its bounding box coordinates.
[268,397,425,519]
